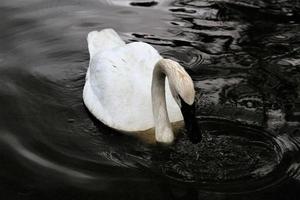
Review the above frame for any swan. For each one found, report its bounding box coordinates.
[83,29,200,144]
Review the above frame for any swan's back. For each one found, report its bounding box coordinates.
[87,29,125,57]
[83,29,182,132]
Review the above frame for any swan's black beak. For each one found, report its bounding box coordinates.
[180,97,202,144]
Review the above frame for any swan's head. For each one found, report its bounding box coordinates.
[159,59,202,143]
[157,59,195,106]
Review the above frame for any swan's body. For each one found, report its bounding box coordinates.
[83,29,196,143]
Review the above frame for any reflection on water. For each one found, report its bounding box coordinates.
[0,0,299,199]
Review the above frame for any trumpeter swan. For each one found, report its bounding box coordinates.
[83,29,200,144]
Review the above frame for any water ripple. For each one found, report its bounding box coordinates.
[0,0,300,199]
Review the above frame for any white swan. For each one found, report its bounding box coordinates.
[83,29,200,144]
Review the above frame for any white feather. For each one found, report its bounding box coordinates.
[83,29,183,132]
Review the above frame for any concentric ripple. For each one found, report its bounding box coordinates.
[148,118,290,192]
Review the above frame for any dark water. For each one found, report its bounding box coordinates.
[0,0,300,199]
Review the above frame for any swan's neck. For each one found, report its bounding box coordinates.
[151,60,174,143]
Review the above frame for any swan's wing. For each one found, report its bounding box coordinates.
[87,29,125,58]
[83,42,182,132]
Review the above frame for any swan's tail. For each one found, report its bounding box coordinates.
[87,29,125,58]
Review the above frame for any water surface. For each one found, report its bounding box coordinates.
[0,0,300,199]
